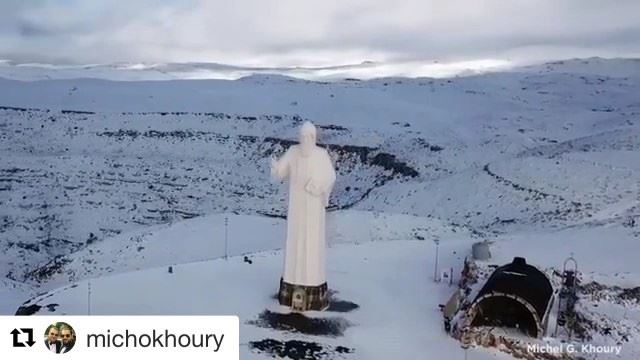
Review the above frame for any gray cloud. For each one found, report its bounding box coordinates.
[0,0,639,66]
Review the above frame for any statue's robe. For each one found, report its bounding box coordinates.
[272,144,336,286]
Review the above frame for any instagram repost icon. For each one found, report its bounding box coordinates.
[44,322,76,354]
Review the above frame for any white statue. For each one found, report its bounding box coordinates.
[271,121,336,310]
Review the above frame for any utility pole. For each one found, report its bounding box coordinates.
[224,216,229,260]
[87,281,92,315]
[433,238,440,282]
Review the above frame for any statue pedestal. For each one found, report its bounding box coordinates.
[278,278,329,311]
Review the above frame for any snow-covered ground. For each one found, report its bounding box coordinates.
[1,57,639,359]
[13,212,502,360]
[14,211,640,359]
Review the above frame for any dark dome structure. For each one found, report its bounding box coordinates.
[467,257,554,338]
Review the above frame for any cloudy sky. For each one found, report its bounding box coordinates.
[1,0,639,67]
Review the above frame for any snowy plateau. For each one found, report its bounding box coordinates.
[0,57,639,359]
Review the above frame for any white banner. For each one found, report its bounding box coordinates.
[0,316,239,360]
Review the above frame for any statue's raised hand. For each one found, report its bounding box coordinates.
[305,179,324,197]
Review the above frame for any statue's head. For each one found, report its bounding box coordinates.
[299,121,317,157]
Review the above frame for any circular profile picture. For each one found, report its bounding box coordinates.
[44,322,76,354]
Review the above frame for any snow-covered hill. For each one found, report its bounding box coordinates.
[1,57,639,359]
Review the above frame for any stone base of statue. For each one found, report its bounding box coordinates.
[278,278,329,311]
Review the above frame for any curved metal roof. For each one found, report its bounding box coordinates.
[474,257,553,321]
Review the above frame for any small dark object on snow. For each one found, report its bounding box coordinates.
[444,316,452,333]
[15,304,41,316]
[168,266,173,274]
[326,299,359,313]
[86,232,98,245]
[244,256,253,264]
[248,310,350,337]
[249,338,353,360]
